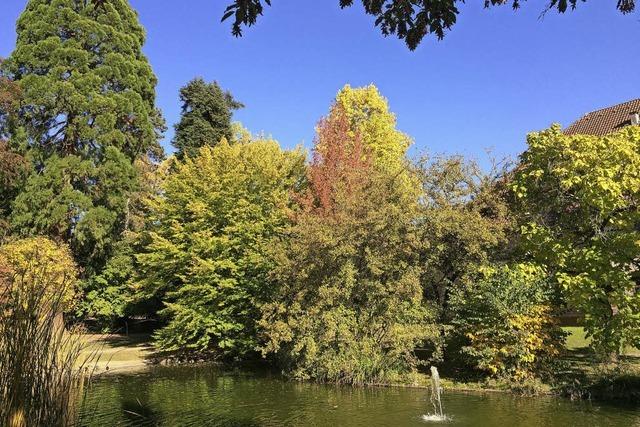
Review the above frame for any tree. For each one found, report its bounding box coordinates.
[332,84,411,174]
[0,67,29,239]
[172,78,243,160]
[0,65,21,140]
[259,110,435,384]
[415,155,511,313]
[6,0,164,161]
[513,125,640,354]
[133,139,305,359]
[78,157,170,327]
[221,0,636,50]
[11,147,138,276]
[5,0,165,276]
[0,141,29,239]
[449,263,565,381]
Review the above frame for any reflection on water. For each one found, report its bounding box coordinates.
[78,365,640,427]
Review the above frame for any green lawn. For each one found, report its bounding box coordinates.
[564,326,590,350]
[563,326,640,356]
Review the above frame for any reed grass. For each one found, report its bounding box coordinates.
[0,246,98,427]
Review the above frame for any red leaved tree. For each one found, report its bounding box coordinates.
[301,107,372,217]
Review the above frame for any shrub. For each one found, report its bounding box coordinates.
[449,263,566,381]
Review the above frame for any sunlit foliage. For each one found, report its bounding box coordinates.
[450,263,566,381]
[514,125,640,354]
[259,108,435,384]
[134,139,305,359]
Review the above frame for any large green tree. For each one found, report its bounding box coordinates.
[259,109,434,384]
[221,0,635,50]
[415,155,511,313]
[11,147,138,275]
[133,139,305,359]
[5,0,165,276]
[513,125,640,354]
[6,0,164,161]
[172,78,243,160]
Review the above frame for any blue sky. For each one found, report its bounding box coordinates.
[1,1,638,162]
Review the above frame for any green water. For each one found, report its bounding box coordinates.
[79,365,639,426]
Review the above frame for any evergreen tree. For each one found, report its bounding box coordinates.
[6,0,164,161]
[5,0,164,275]
[172,78,243,160]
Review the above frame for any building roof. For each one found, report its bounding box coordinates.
[564,98,640,136]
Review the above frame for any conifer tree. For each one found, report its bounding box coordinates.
[172,78,243,160]
[7,0,164,161]
[6,0,164,276]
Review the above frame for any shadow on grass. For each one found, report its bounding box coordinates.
[552,346,640,402]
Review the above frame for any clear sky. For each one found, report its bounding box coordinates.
[1,1,638,162]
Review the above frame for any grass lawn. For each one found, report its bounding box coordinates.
[80,333,155,375]
[563,326,640,356]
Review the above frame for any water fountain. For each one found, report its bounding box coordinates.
[422,366,448,423]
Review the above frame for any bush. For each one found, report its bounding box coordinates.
[449,263,566,381]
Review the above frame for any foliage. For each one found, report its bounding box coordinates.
[173,78,243,160]
[78,156,169,327]
[0,69,29,239]
[513,125,640,355]
[134,139,305,359]
[0,237,90,427]
[221,0,635,50]
[0,67,22,139]
[5,0,165,286]
[0,237,78,310]
[6,0,164,161]
[0,141,30,238]
[259,110,435,384]
[450,263,566,381]
[415,154,512,312]
[332,84,411,175]
[78,235,136,327]
[11,147,138,276]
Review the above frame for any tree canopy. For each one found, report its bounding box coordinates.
[5,0,165,277]
[7,0,164,161]
[172,78,243,160]
[221,0,636,50]
[513,125,640,354]
[259,107,435,384]
[134,139,305,359]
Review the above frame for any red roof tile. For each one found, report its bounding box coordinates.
[564,99,640,136]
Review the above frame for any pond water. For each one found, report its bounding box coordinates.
[79,365,639,427]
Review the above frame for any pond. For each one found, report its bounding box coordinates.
[79,365,639,427]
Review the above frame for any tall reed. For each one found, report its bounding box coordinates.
[0,238,95,427]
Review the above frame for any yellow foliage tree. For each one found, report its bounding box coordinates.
[0,237,84,427]
[0,237,78,313]
[331,85,413,182]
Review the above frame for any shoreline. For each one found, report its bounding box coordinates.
[81,333,639,402]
